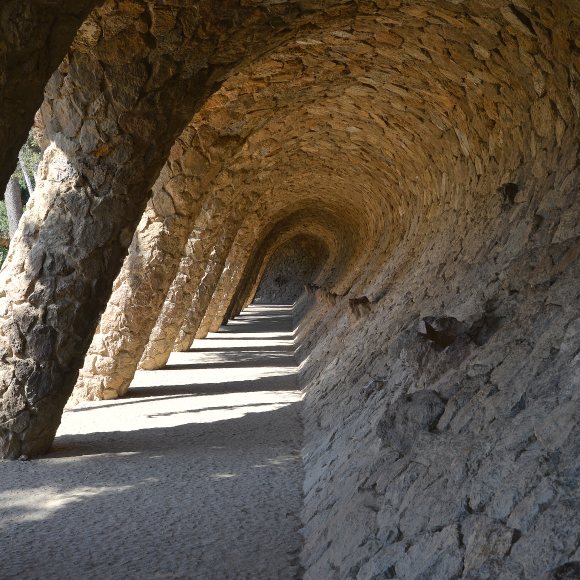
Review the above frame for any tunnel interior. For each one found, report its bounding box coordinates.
[0,1,578,578]
[251,234,329,305]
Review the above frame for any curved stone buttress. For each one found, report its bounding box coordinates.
[72,10,377,389]
[71,126,208,402]
[138,193,247,370]
[138,52,381,365]
[196,209,343,342]
[220,207,349,328]
[170,229,240,352]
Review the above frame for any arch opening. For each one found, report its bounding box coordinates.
[252,234,329,306]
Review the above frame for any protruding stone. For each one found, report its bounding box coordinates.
[377,391,446,454]
[417,316,469,349]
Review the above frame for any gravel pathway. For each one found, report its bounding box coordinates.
[0,305,303,580]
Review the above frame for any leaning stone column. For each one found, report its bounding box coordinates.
[140,210,242,368]
[242,246,281,310]
[243,276,263,311]
[138,202,228,370]
[173,222,241,350]
[228,252,264,320]
[199,222,256,335]
[202,260,246,334]
[71,133,208,402]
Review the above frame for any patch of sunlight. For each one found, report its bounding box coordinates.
[211,473,237,480]
[253,455,300,468]
[298,353,311,371]
[58,303,301,439]
[198,337,295,349]
[0,485,133,527]
[266,455,298,465]
[131,362,297,388]
[59,394,301,436]
[145,400,295,426]
[208,332,293,340]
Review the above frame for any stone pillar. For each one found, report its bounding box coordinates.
[199,224,256,335]
[174,223,240,350]
[228,252,264,319]
[205,214,340,332]
[140,212,241,368]
[138,204,228,370]
[203,260,246,333]
[244,279,261,310]
[71,132,208,402]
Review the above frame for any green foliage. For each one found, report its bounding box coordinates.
[0,129,40,268]
[0,200,8,238]
[14,130,42,200]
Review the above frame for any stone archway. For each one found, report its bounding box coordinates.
[248,234,329,305]
[0,0,354,457]
[0,2,578,578]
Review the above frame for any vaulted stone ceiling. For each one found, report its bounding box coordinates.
[0,1,578,577]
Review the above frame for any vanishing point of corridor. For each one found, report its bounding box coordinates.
[0,305,303,579]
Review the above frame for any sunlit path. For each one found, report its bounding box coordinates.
[0,305,303,580]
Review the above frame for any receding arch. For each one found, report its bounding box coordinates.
[252,234,329,305]
[0,4,577,578]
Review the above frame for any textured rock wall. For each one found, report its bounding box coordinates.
[298,168,579,577]
[0,3,578,577]
[253,235,328,305]
[295,64,579,580]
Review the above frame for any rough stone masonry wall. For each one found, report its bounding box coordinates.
[298,167,579,580]
[0,4,578,579]
[295,51,580,580]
